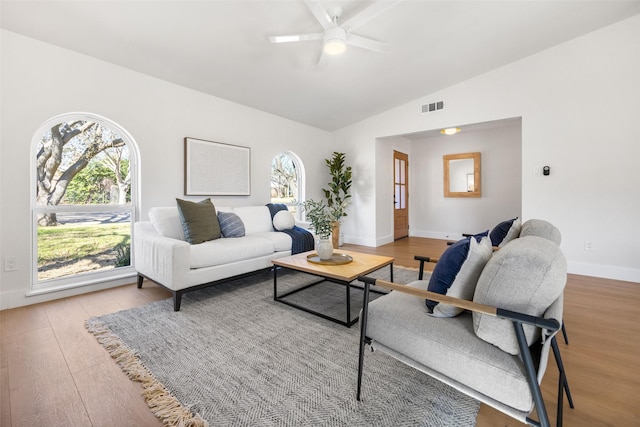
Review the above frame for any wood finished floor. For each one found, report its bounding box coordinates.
[1,237,639,426]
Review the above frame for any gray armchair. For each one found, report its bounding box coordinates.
[443,218,569,344]
[357,233,573,427]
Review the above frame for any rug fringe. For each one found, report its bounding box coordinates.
[86,319,209,427]
[397,265,419,271]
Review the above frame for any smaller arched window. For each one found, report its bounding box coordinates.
[270,151,305,220]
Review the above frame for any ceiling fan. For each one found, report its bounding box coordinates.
[268,0,401,64]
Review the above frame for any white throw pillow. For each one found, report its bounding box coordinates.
[273,210,295,231]
[148,207,185,240]
[499,217,521,247]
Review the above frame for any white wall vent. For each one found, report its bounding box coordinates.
[421,101,444,114]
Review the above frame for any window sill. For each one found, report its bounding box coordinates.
[28,268,136,297]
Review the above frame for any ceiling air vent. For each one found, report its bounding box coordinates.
[421,100,444,114]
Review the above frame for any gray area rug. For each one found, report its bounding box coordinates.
[87,266,479,426]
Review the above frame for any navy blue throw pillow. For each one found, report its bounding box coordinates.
[474,230,489,239]
[425,233,489,313]
[489,218,518,246]
[426,240,467,312]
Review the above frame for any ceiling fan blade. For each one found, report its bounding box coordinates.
[268,33,323,43]
[304,0,332,30]
[346,34,391,53]
[316,48,328,67]
[342,0,402,32]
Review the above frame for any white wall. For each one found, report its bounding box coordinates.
[0,30,333,309]
[335,14,640,282]
[408,122,522,240]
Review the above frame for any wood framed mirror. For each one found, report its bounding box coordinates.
[443,152,481,197]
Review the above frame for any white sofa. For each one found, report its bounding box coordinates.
[134,205,301,310]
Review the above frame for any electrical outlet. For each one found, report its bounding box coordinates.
[4,257,17,271]
[584,240,593,251]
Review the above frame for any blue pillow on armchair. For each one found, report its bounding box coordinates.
[426,234,493,317]
[489,217,521,247]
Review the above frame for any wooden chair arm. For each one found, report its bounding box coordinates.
[363,277,496,316]
[357,276,560,331]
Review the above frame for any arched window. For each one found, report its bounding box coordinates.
[31,113,139,293]
[270,151,305,220]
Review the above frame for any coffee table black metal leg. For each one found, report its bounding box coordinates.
[346,280,351,324]
[390,262,394,282]
[273,265,278,300]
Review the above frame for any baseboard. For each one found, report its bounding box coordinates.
[343,234,379,247]
[376,234,394,247]
[348,232,452,247]
[568,261,640,283]
[410,230,463,241]
[0,288,31,310]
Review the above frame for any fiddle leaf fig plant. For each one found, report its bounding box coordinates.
[322,152,352,222]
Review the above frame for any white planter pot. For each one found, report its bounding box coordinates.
[316,238,334,260]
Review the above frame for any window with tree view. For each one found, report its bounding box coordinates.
[33,114,137,289]
[270,152,304,219]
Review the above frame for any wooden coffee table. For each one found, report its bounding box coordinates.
[272,249,394,327]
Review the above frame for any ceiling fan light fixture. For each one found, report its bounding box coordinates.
[441,127,461,136]
[323,27,347,55]
[324,38,346,55]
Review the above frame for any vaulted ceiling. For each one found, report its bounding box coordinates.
[2,1,639,131]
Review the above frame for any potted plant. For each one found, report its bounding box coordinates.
[300,199,334,259]
[322,152,352,248]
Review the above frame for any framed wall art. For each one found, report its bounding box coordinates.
[184,137,251,196]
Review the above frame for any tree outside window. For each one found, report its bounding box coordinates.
[270,152,304,219]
